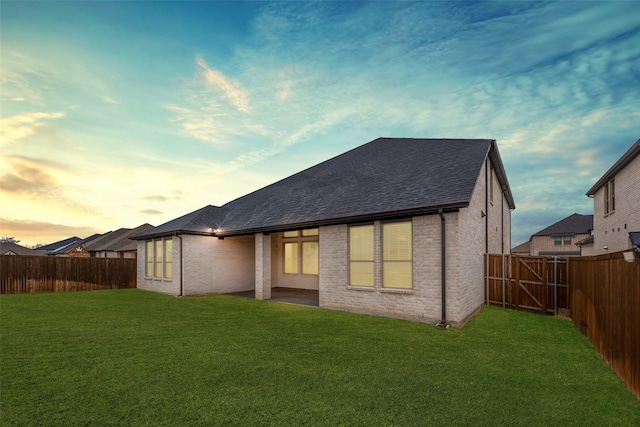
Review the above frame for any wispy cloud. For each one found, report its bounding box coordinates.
[0,112,65,146]
[196,56,250,113]
[101,96,119,104]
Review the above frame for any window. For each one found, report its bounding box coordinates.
[145,238,173,279]
[145,241,153,277]
[283,229,318,275]
[302,242,319,274]
[284,242,299,274]
[383,222,412,289]
[554,236,562,246]
[349,225,374,286]
[604,179,615,215]
[563,236,571,246]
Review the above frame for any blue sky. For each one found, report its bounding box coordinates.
[1,1,639,247]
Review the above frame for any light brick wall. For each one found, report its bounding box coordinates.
[255,233,271,300]
[591,154,640,254]
[137,234,254,296]
[137,238,180,295]
[530,233,590,256]
[319,214,465,325]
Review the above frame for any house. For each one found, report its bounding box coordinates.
[85,224,154,258]
[510,241,530,255]
[34,237,81,256]
[35,235,103,257]
[0,242,44,256]
[525,213,593,256]
[581,138,640,256]
[133,138,515,326]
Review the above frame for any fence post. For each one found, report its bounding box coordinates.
[541,257,548,315]
[502,254,506,308]
[553,256,558,316]
[485,254,490,305]
[514,256,520,311]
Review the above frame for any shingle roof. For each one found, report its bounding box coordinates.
[586,138,640,196]
[104,224,154,251]
[135,138,515,239]
[49,234,103,255]
[0,242,43,256]
[511,241,530,254]
[35,237,81,252]
[532,213,593,237]
[135,206,228,239]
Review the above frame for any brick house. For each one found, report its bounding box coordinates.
[579,138,640,256]
[525,213,593,256]
[133,138,515,326]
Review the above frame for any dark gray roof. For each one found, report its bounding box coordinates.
[35,237,81,253]
[135,138,515,239]
[511,241,530,254]
[105,224,154,251]
[49,234,103,255]
[135,206,228,239]
[587,138,640,196]
[0,242,43,256]
[575,235,594,246]
[532,213,593,237]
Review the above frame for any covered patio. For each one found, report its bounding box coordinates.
[227,287,319,307]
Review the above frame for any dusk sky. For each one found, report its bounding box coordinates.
[1,1,639,248]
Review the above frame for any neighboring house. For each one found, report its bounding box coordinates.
[527,213,593,256]
[86,224,154,258]
[34,237,81,256]
[581,138,640,256]
[510,241,530,255]
[49,234,103,257]
[35,235,103,257]
[0,242,44,256]
[133,138,515,326]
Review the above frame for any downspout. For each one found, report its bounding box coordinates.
[485,158,489,254]
[438,209,447,327]
[176,234,183,297]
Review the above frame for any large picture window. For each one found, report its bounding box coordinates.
[383,221,412,289]
[349,225,374,286]
[145,238,173,279]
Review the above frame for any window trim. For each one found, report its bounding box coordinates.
[381,220,413,290]
[604,178,615,216]
[348,223,375,287]
[145,237,173,280]
[282,230,319,276]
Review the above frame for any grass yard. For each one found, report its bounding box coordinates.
[1,290,638,426]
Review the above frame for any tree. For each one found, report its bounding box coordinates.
[0,237,20,244]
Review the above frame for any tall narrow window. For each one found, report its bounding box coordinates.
[284,242,299,274]
[164,239,173,279]
[604,179,615,215]
[349,225,374,286]
[145,241,153,277]
[302,241,319,275]
[154,240,163,278]
[383,221,412,289]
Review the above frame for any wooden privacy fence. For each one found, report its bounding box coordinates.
[485,252,640,400]
[0,255,137,294]
[484,254,569,315]
[570,252,640,400]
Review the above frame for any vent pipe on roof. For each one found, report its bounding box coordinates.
[437,209,447,328]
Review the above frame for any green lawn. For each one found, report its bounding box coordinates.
[1,290,638,426]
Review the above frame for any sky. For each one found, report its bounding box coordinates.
[1,0,639,248]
